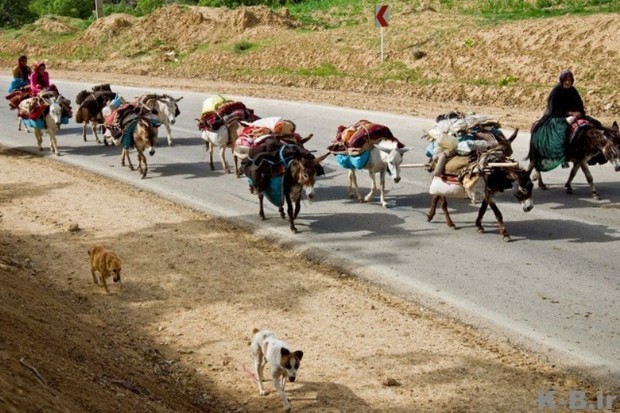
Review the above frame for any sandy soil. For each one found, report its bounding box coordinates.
[0,145,617,413]
[2,4,620,412]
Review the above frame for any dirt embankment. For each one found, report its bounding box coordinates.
[2,4,620,129]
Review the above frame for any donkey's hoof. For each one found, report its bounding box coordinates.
[592,193,601,200]
[539,184,548,190]
[502,234,512,242]
[476,227,484,233]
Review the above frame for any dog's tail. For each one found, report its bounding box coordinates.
[252,328,259,335]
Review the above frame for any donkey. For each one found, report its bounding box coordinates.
[120,116,159,178]
[75,89,116,143]
[18,93,64,155]
[202,120,241,176]
[334,140,411,208]
[527,120,620,199]
[138,94,183,146]
[242,140,329,233]
[427,149,534,241]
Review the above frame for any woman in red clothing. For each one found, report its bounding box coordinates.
[30,62,58,96]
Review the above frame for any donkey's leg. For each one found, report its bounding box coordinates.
[364,170,378,203]
[474,199,491,234]
[487,199,510,241]
[293,200,301,219]
[578,162,599,199]
[232,148,240,178]
[258,194,266,220]
[440,196,456,229]
[34,129,43,151]
[81,121,88,142]
[207,142,215,171]
[48,129,60,156]
[378,169,388,208]
[219,146,231,174]
[427,195,440,222]
[165,122,173,147]
[348,170,362,201]
[527,160,547,190]
[563,162,580,194]
[92,123,102,144]
[138,151,148,178]
[122,149,135,170]
[285,195,298,233]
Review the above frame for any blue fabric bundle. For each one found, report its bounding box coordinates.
[334,151,371,170]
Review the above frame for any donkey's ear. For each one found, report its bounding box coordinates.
[508,128,519,142]
[398,147,413,155]
[612,121,619,131]
[175,96,184,102]
[299,134,314,145]
[374,144,392,154]
[314,152,330,164]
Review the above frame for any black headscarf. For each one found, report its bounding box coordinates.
[544,69,585,118]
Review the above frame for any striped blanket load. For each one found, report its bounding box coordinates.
[327,120,403,155]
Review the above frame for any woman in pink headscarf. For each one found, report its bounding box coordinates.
[30,61,58,96]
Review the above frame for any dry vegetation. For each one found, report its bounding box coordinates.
[2,4,620,128]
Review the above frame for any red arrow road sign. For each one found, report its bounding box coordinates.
[375,5,389,28]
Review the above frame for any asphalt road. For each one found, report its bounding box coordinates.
[1,76,618,385]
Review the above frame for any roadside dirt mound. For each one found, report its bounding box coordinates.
[80,13,135,43]
[33,16,79,33]
[80,5,301,52]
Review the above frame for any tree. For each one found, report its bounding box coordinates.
[0,0,36,27]
[29,0,93,19]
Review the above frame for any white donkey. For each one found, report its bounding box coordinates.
[138,94,183,146]
[337,140,411,208]
[18,93,64,155]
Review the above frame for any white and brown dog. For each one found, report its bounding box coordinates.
[88,244,122,294]
[251,328,303,412]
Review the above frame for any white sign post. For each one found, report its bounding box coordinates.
[374,5,390,63]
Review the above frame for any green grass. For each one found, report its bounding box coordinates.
[270,62,344,77]
[287,0,373,28]
[232,40,257,54]
[450,0,620,20]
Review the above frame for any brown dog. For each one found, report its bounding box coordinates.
[88,245,122,293]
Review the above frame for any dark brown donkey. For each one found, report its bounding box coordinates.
[427,148,534,241]
[242,140,329,233]
[75,86,116,144]
[527,120,620,199]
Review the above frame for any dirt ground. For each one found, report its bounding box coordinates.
[1,145,617,413]
[2,4,620,412]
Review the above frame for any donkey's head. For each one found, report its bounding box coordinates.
[47,95,64,127]
[510,168,534,212]
[376,144,411,183]
[600,121,620,172]
[160,95,183,125]
[494,128,518,157]
[290,152,330,200]
[136,117,158,156]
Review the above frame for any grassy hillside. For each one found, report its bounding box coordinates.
[2,2,620,123]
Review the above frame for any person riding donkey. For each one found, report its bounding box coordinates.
[6,55,33,110]
[9,55,31,91]
[30,62,59,97]
[530,69,600,170]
